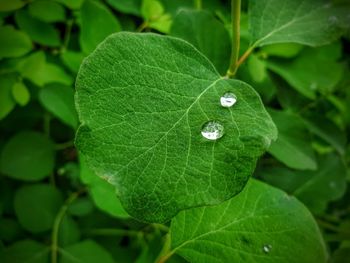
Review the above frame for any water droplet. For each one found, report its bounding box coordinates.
[220,92,237,108]
[263,244,272,254]
[201,121,224,140]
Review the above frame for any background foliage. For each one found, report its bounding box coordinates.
[0,0,349,262]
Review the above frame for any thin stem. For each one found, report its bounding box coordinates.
[55,140,75,151]
[137,21,149,32]
[236,45,255,68]
[156,233,172,263]
[226,0,241,78]
[43,113,51,138]
[51,189,85,263]
[194,0,202,10]
[61,19,73,52]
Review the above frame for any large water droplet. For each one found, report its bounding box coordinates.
[263,244,272,254]
[220,92,237,108]
[201,121,224,140]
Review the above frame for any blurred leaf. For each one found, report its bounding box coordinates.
[68,197,94,217]
[268,109,317,170]
[0,74,16,120]
[60,240,115,263]
[106,0,141,16]
[0,218,23,243]
[0,131,55,181]
[333,244,350,263]
[0,239,49,263]
[11,81,30,106]
[15,9,61,47]
[28,0,66,23]
[261,43,304,58]
[141,0,164,21]
[58,216,81,247]
[168,179,327,263]
[267,43,344,99]
[302,114,347,155]
[80,157,129,218]
[56,0,84,9]
[171,9,230,75]
[14,184,63,233]
[0,25,32,59]
[0,0,25,11]
[61,51,85,73]
[16,51,73,87]
[149,13,172,33]
[39,84,78,129]
[79,0,121,54]
[249,0,350,47]
[247,54,266,82]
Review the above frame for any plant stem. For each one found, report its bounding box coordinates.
[137,21,149,32]
[55,140,75,150]
[236,45,254,68]
[155,233,172,263]
[194,0,202,10]
[51,189,85,263]
[226,0,241,78]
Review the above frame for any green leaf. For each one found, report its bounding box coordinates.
[0,0,25,11]
[68,197,94,216]
[266,43,344,99]
[39,84,78,129]
[0,239,49,263]
[0,25,32,59]
[28,0,66,23]
[0,131,55,181]
[0,74,16,120]
[15,9,61,47]
[75,32,277,222]
[80,157,129,218]
[58,216,81,247]
[171,9,230,75]
[60,240,115,263]
[141,0,164,21]
[61,51,85,73]
[106,0,141,16]
[268,109,317,170]
[55,0,84,9]
[166,179,327,263]
[16,51,73,87]
[14,184,63,233]
[0,218,23,243]
[12,81,30,106]
[261,43,304,58]
[79,0,121,54]
[249,0,350,47]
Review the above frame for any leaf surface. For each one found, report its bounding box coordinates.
[167,179,327,263]
[75,32,277,222]
[0,25,32,59]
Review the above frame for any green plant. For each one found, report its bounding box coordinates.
[0,0,350,262]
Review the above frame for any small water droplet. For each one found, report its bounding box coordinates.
[263,244,272,254]
[220,92,237,108]
[201,121,224,140]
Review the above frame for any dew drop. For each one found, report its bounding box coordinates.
[201,121,224,140]
[263,244,272,254]
[220,92,237,108]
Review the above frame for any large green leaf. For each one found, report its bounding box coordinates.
[266,43,344,99]
[39,84,78,129]
[60,240,114,263]
[14,184,63,233]
[0,25,32,59]
[268,109,317,170]
[165,179,327,263]
[0,239,49,263]
[171,9,231,75]
[0,132,55,181]
[79,0,121,54]
[75,32,277,222]
[249,0,350,47]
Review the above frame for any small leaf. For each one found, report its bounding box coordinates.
[167,179,328,263]
[12,81,30,106]
[0,74,16,120]
[0,131,55,181]
[61,51,85,73]
[0,218,23,243]
[0,0,25,11]
[75,32,277,222]
[58,216,81,247]
[106,0,141,16]
[0,239,49,263]
[14,184,63,233]
[171,9,231,75]
[249,0,350,47]
[28,0,66,23]
[268,109,317,170]
[261,43,304,58]
[55,0,84,9]
[0,25,32,59]
[68,197,94,217]
[266,43,344,99]
[60,240,115,263]
[39,84,78,129]
[79,0,121,54]
[141,0,164,21]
